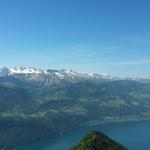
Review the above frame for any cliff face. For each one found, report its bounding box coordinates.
[70,131,128,150]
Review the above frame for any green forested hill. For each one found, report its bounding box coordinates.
[70,131,127,150]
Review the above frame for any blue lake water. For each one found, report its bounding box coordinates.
[12,120,150,150]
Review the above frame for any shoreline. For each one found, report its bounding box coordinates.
[80,116,150,127]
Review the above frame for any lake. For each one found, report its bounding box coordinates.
[12,120,150,150]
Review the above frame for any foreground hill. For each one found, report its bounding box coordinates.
[70,131,127,150]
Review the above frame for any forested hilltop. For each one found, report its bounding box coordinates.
[70,131,127,150]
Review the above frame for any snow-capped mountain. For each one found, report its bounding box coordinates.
[0,66,121,88]
[0,66,10,76]
[0,66,149,85]
[0,66,115,81]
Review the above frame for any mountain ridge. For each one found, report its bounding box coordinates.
[0,66,149,84]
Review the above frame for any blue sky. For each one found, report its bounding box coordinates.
[0,0,150,78]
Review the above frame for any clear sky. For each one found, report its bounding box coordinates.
[0,0,150,78]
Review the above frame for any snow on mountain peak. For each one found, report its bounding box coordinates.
[0,66,118,82]
[10,66,44,74]
[0,65,10,76]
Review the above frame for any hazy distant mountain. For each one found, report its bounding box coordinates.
[70,131,127,150]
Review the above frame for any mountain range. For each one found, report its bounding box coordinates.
[0,66,150,86]
[0,66,119,83]
[0,66,150,149]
